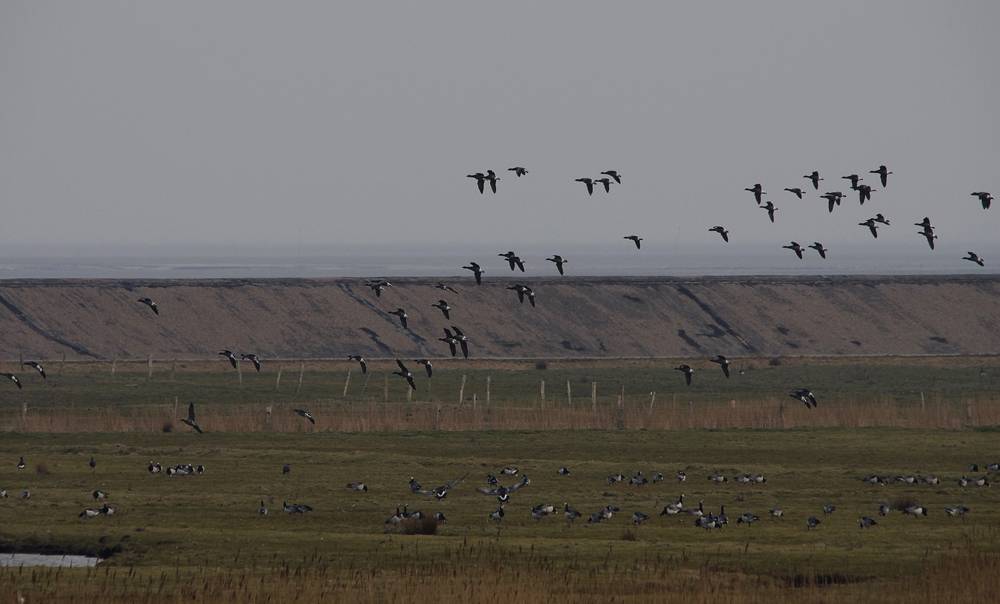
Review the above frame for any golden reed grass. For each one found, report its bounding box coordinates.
[3,395,997,433]
[3,531,1000,603]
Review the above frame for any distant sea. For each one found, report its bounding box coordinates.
[0,243,996,279]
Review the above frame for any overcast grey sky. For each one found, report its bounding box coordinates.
[1,2,998,257]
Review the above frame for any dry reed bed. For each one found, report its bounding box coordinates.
[4,396,999,433]
[3,534,1000,603]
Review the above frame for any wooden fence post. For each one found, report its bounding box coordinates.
[566,381,572,407]
[173,396,179,420]
[296,363,304,393]
[342,368,351,397]
[592,382,597,411]
[275,365,283,391]
[170,360,177,382]
[237,359,243,388]
[486,376,491,407]
[472,393,477,415]
[967,400,973,424]
[459,375,466,404]
[649,392,656,413]
[436,404,442,430]
[616,395,624,429]
[383,374,389,402]
[148,354,153,380]
[359,371,371,399]
[540,380,546,408]
[407,386,412,402]
[111,355,117,375]
[59,353,65,375]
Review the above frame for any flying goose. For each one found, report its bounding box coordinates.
[624,235,643,249]
[859,218,879,239]
[918,228,937,250]
[181,402,203,434]
[841,174,863,189]
[709,355,731,377]
[745,183,766,204]
[389,309,408,330]
[820,191,844,213]
[450,325,470,358]
[432,300,452,319]
[435,283,459,295]
[601,170,622,184]
[808,242,828,259]
[293,409,315,424]
[575,178,595,196]
[782,242,804,259]
[498,251,525,272]
[468,172,486,194]
[439,329,459,357]
[546,255,567,275]
[963,252,985,267]
[393,359,416,390]
[348,355,367,374]
[675,365,694,386]
[709,226,729,242]
[857,184,874,204]
[219,350,238,369]
[972,191,993,210]
[784,187,804,199]
[859,516,878,529]
[761,201,778,223]
[462,262,484,285]
[873,213,890,225]
[23,362,45,379]
[870,165,892,187]
[804,171,823,190]
[507,284,535,307]
[476,475,529,497]
[137,298,159,315]
[415,359,433,377]
[412,475,467,498]
[508,167,528,177]
[792,389,817,408]
[485,170,499,194]
[368,280,392,297]
[915,217,934,230]
[240,353,261,372]
[595,177,614,193]
[2,374,22,389]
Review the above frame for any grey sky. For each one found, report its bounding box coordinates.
[1,2,998,257]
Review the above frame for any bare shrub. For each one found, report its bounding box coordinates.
[769,358,783,366]
[392,517,438,535]
[35,463,49,475]
[535,361,548,370]
[620,529,637,541]
[161,422,173,433]
[890,495,918,512]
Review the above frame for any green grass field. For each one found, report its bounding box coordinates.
[1,359,1000,602]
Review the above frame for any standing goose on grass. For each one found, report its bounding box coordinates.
[2,374,22,389]
[415,359,433,378]
[439,329,459,357]
[708,474,727,484]
[23,362,45,379]
[137,298,159,315]
[531,505,551,521]
[485,170,499,194]
[79,508,101,519]
[652,473,664,483]
[348,355,367,374]
[89,457,96,470]
[546,255,568,275]
[93,490,108,501]
[557,467,570,475]
[770,508,783,520]
[17,457,25,469]
[806,517,821,530]
[859,516,878,529]
[181,402,203,434]
[393,359,417,390]
[219,350,238,369]
[710,355,732,378]
[857,184,874,205]
[684,500,705,517]
[761,201,778,223]
[859,218,879,239]
[661,494,684,516]
[564,503,582,522]
[346,482,368,492]
[624,235,643,249]
[745,184,766,205]
[462,262,484,285]
[508,167,528,177]
[737,513,759,526]
[632,511,649,524]
[451,326,470,358]
[293,409,316,424]
[677,471,687,482]
[709,226,729,242]
[870,165,892,188]
[946,506,970,517]
[467,172,486,194]
[903,505,928,517]
[804,171,823,190]
[841,174,863,190]
[575,178,595,196]
[823,504,836,515]
[879,504,890,516]
[389,309,408,330]
[607,473,625,485]
[283,502,313,515]
[963,252,985,267]
[631,471,648,487]
[675,365,694,386]
[972,476,990,487]
[784,187,804,199]
[432,300,452,319]
[601,170,622,184]
[489,505,505,521]
[436,283,459,295]
[241,354,261,372]
[972,191,993,210]
[258,500,267,516]
[595,177,614,193]
[782,242,804,259]
[808,242,828,259]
